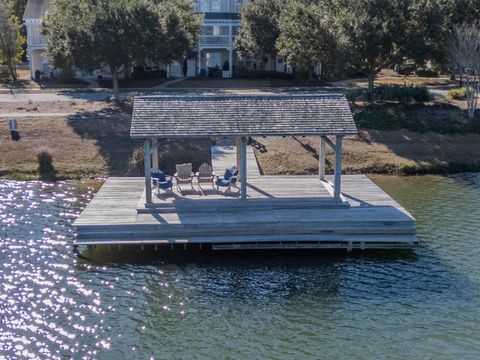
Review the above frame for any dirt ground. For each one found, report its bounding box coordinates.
[0,100,114,114]
[253,130,480,175]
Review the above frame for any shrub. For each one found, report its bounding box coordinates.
[0,64,11,83]
[396,63,416,76]
[346,85,431,104]
[416,68,438,77]
[37,151,56,181]
[57,67,75,82]
[354,103,477,134]
[447,87,467,100]
[345,88,367,103]
[131,69,167,80]
[127,146,144,175]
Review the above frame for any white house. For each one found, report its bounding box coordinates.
[23,0,298,80]
[23,0,50,79]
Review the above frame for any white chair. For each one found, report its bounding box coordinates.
[175,163,194,192]
[196,163,215,193]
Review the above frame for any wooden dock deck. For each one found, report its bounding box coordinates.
[73,175,418,250]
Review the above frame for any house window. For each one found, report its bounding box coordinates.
[203,26,229,36]
[203,26,214,36]
[199,0,209,12]
[217,26,229,36]
[235,0,243,12]
[211,0,221,11]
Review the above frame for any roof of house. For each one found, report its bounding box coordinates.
[23,0,50,20]
[130,94,357,139]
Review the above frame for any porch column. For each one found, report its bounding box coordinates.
[151,139,159,170]
[144,139,152,204]
[334,135,343,200]
[240,136,247,200]
[29,50,34,79]
[197,49,202,75]
[319,136,326,180]
[228,48,233,78]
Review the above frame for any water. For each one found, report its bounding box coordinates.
[1,175,480,359]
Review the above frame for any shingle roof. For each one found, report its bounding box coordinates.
[23,0,50,20]
[131,94,357,138]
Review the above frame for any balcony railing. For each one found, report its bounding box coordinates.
[29,35,47,46]
[199,36,231,45]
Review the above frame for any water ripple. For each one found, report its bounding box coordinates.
[1,175,480,358]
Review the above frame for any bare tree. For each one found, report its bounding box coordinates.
[446,24,480,120]
[0,3,24,82]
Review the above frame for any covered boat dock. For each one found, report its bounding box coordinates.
[73,94,417,250]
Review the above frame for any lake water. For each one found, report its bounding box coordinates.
[1,174,480,359]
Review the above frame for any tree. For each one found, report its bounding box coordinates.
[333,0,405,99]
[44,0,201,101]
[10,0,28,19]
[276,0,336,80]
[446,24,480,119]
[0,0,24,82]
[396,0,480,71]
[235,0,282,69]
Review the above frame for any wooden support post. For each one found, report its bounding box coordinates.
[334,135,343,200]
[323,136,336,150]
[151,139,159,170]
[236,137,241,170]
[319,136,326,180]
[144,139,152,204]
[240,136,247,200]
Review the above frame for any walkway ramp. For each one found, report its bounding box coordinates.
[211,144,261,177]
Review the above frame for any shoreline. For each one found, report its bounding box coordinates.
[2,92,479,181]
[2,130,480,181]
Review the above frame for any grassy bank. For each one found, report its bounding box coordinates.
[253,130,480,176]
[254,101,480,175]
[2,98,480,180]
[0,103,212,180]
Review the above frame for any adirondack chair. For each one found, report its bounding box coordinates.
[196,163,215,193]
[175,163,194,192]
[151,168,173,195]
[215,165,239,193]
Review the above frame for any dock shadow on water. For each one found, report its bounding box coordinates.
[2,175,480,359]
[79,243,418,265]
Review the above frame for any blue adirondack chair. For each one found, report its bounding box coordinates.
[215,166,239,193]
[151,169,173,195]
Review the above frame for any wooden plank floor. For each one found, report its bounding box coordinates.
[74,175,417,249]
[143,175,334,208]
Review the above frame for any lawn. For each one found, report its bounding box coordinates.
[253,130,480,175]
[1,90,479,179]
[0,102,212,180]
[253,89,480,175]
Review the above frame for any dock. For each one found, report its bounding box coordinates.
[73,175,417,250]
[73,94,418,251]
